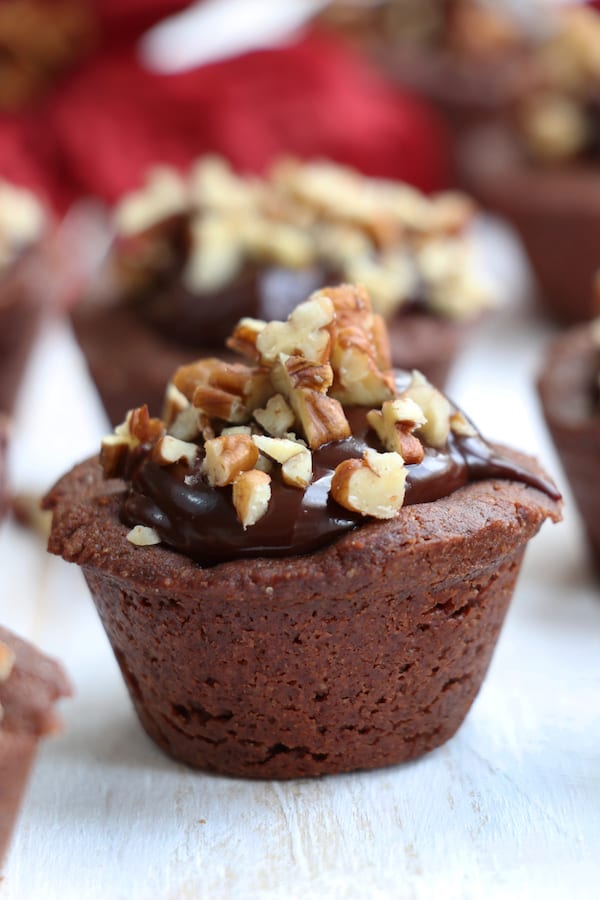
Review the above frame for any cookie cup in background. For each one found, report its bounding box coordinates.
[73,158,492,424]
[0,181,48,414]
[538,320,600,568]
[459,125,600,324]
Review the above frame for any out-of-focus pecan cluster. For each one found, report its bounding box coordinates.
[113,156,491,322]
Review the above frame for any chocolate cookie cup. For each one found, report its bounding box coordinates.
[319,0,529,135]
[47,285,560,778]
[459,124,600,325]
[459,8,600,324]
[73,158,491,423]
[0,180,47,414]
[538,319,600,569]
[0,627,71,863]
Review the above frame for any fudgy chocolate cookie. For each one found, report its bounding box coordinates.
[47,450,559,778]
[0,627,71,862]
[460,125,600,324]
[0,181,47,414]
[47,285,560,778]
[538,320,600,568]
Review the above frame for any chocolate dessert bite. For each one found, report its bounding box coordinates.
[48,284,560,779]
[460,7,600,323]
[0,626,71,863]
[319,0,532,133]
[0,179,47,414]
[538,316,600,569]
[73,157,492,424]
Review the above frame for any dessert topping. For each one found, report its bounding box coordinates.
[518,8,600,163]
[113,157,491,324]
[101,284,560,563]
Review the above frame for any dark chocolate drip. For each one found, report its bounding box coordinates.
[120,403,559,566]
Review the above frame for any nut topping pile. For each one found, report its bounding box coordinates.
[517,8,600,164]
[114,157,490,321]
[101,284,465,544]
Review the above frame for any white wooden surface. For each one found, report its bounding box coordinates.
[0,220,599,900]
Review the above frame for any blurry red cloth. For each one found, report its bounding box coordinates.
[0,2,449,211]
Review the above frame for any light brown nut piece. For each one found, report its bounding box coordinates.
[127,525,161,547]
[163,383,204,441]
[252,436,313,488]
[226,317,267,361]
[401,371,451,448]
[290,390,350,450]
[256,294,334,364]
[450,410,477,438]
[520,94,589,163]
[0,641,15,682]
[281,447,313,489]
[390,430,424,466]
[184,213,244,293]
[330,449,406,519]
[116,405,165,445]
[175,358,270,423]
[330,329,396,405]
[152,435,198,467]
[429,192,476,236]
[163,382,190,423]
[100,434,134,479]
[173,358,259,402]
[193,384,247,423]
[367,396,426,464]
[273,356,334,394]
[252,435,305,464]
[221,426,252,436]
[322,285,396,405]
[115,166,186,236]
[172,360,216,402]
[202,434,259,487]
[253,393,295,437]
[319,283,373,317]
[232,470,272,528]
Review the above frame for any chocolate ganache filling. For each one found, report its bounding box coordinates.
[119,381,559,566]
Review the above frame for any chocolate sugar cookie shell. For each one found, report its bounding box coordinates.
[538,321,600,567]
[459,125,600,324]
[47,284,560,779]
[0,627,71,863]
[47,450,559,779]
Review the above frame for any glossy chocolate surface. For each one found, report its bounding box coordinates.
[120,388,560,566]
